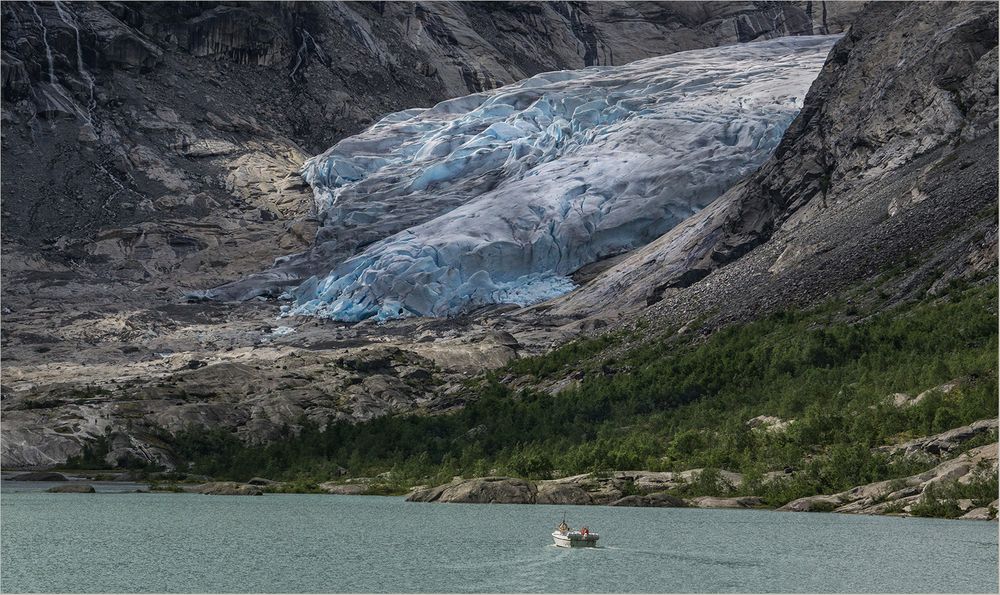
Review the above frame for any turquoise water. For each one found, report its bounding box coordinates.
[1,491,996,593]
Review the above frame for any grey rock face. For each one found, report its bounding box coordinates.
[875,418,998,459]
[551,1,998,325]
[1,252,544,467]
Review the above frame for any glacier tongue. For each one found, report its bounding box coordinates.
[289,36,838,322]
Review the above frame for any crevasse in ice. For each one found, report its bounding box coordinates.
[288,36,838,322]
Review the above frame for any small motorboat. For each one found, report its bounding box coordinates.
[552,518,599,548]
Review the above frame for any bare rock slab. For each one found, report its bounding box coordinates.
[193,482,262,496]
[46,484,96,493]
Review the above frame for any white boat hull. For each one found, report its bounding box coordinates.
[552,531,599,548]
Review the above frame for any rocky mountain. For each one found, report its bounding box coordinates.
[3,0,996,478]
[1,1,862,467]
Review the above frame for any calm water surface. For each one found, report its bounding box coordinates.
[2,490,997,593]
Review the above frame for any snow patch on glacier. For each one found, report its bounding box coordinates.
[288,36,838,322]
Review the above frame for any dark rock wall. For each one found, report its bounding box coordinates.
[1,1,861,247]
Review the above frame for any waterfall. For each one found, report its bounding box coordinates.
[289,30,309,80]
[53,1,96,115]
[28,2,56,85]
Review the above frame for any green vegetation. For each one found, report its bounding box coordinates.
[64,428,163,472]
[909,461,999,519]
[148,482,186,493]
[163,283,997,511]
[64,432,114,470]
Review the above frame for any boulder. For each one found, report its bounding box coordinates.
[193,482,262,496]
[10,471,68,481]
[959,508,989,520]
[778,494,843,512]
[689,496,765,509]
[47,484,96,493]
[319,482,368,495]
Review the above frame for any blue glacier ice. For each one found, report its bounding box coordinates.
[287,36,839,322]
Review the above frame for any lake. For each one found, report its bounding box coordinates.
[1,490,996,593]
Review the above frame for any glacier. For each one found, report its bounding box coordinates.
[286,36,838,322]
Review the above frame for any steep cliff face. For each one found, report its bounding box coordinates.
[550,1,998,327]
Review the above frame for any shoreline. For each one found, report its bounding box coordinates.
[5,456,997,522]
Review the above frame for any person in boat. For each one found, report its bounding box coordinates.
[557,520,570,534]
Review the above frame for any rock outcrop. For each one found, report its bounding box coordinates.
[406,469,745,507]
[689,496,765,509]
[887,381,960,409]
[960,501,998,521]
[875,418,997,459]
[779,442,999,516]
[407,477,538,504]
[0,321,519,468]
[192,481,263,496]
[46,483,96,493]
[319,482,368,496]
[9,471,68,481]
[746,416,794,434]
